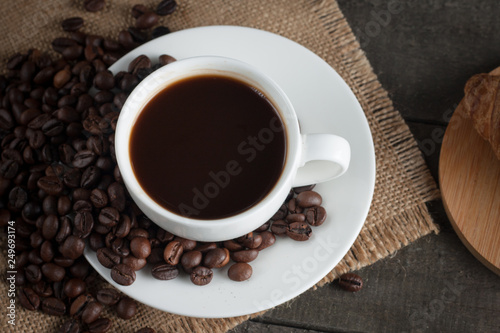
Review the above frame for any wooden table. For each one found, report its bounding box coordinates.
[230,1,500,331]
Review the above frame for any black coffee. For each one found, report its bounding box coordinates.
[129,75,287,219]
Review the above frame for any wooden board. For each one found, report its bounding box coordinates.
[439,67,500,275]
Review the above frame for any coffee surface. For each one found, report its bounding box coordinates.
[130,75,286,219]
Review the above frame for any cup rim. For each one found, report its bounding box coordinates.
[115,56,301,231]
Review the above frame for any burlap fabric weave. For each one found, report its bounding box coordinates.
[0,0,440,332]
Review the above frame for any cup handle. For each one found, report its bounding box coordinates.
[292,133,351,187]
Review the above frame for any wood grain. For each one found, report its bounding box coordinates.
[439,68,500,275]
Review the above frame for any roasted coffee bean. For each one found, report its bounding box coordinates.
[52,280,67,300]
[180,250,202,271]
[42,196,58,216]
[0,108,14,130]
[0,159,19,179]
[60,143,76,165]
[52,37,77,53]
[59,319,81,333]
[40,240,55,262]
[56,216,72,243]
[60,235,86,260]
[86,136,109,155]
[113,214,131,238]
[54,256,75,269]
[156,0,177,15]
[33,66,56,84]
[42,262,66,282]
[60,44,83,61]
[107,182,126,212]
[80,166,101,189]
[339,273,363,292]
[94,70,115,90]
[305,206,327,226]
[56,106,80,123]
[111,237,130,257]
[70,293,93,317]
[58,94,77,108]
[90,188,108,208]
[58,195,72,215]
[112,297,136,321]
[118,30,138,50]
[203,248,230,268]
[151,262,179,280]
[98,207,119,227]
[96,288,120,306]
[241,233,263,249]
[30,230,43,248]
[228,263,252,282]
[87,317,112,333]
[270,219,288,236]
[73,211,94,238]
[122,255,147,271]
[296,190,322,208]
[18,287,40,311]
[63,278,86,298]
[158,54,176,66]
[72,150,96,168]
[286,213,306,223]
[190,266,213,286]
[84,0,105,12]
[37,176,63,195]
[163,240,183,265]
[128,54,152,75]
[42,214,59,240]
[230,249,258,263]
[25,264,42,283]
[62,17,84,32]
[147,247,164,264]
[111,263,136,286]
[255,231,276,251]
[223,239,244,252]
[42,297,66,316]
[20,60,36,82]
[130,236,151,259]
[15,269,26,286]
[286,222,312,241]
[151,26,171,39]
[81,301,103,324]
[8,186,27,211]
[135,11,159,30]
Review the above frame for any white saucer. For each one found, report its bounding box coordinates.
[84,26,375,318]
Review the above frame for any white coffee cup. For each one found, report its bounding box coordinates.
[115,56,350,241]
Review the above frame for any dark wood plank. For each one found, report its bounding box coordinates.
[336,0,500,124]
[406,121,445,183]
[231,321,328,333]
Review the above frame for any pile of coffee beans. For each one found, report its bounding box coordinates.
[0,0,342,331]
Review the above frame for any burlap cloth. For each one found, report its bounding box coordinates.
[0,0,440,332]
